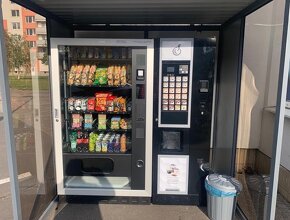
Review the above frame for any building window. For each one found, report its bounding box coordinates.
[12,22,20,30]
[26,16,35,23]
[28,41,36,48]
[26,28,35,35]
[11,10,20,17]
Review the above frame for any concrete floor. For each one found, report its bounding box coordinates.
[53,203,210,220]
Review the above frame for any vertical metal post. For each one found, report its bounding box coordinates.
[267,0,290,219]
[0,2,22,220]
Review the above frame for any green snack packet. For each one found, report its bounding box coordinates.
[94,68,108,85]
[69,132,77,152]
[89,132,98,152]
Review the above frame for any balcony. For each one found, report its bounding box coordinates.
[36,27,46,35]
[37,52,44,59]
[35,14,46,22]
[36,40,47,47]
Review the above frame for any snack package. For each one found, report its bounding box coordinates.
[102,133,110,153]
[114,97,126,113]
[95,133,104,152]
[94,48,100,58]
[94,68,108,85]
[67,65,77,85]
[88,48,94,59]
[76,131,83,152]
[84,114,93,129]
[120,118,128,130]
[111,117,120,130]
[87,97,95,111]
[82,132,89,152]
[74,98,82,111]
[120,134,127,153]
[113,66,120,86]
[81,98,88,111]
[106,95,115,112]
[89,132,98,152]
[69,131,77,152]
[68,97,75,111]
[98,114,106,130]
[80,47,88,59]
[120,65,127,86]
[81,65,90,86]
[107,66,114,86]
[119,97,126,112]
[114,134,121,153]
[88,65,96,85]
[74,65,84,86]
[95,92,111,111]
[106,48,112,59]
[108,134,115,153]
[72,114,82,129]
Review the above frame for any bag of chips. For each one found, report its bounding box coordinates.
[113,66,120,86]
[88,65,96,85]
[111,117,120,130]
[84,114,93,129]
[74,65,84,86]
[98,114,106,130]
[81,98,88,111]
[72,114,82,129]
[95,92,111,112]
[120,65,127,86]
[89,132,98,152]
[106,95,115,112]
[74,98,82,111]
[94,68,108,85]
[107,66,114,86]
[120,134,127,153]
[68,97,75,111]
[81,65,90,86]
[87,97,95,111]
[67,65,77,85]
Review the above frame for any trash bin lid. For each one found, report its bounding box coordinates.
[206,174,242,194]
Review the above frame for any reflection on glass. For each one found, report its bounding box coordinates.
[236,0,289,219]
[0,88,14,220]
[2,2,56,218]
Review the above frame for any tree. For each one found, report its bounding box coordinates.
[4,32,31,78]
[41,51,48,65]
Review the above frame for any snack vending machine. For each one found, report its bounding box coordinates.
[50,38,154,198]
[153,38,216,205]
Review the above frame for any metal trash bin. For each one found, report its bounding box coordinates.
[205,174,242,220]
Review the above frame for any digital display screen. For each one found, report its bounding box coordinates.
[137,69,144,77]
[167,67,175,73]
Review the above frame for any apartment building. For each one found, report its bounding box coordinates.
[2,0,48,75]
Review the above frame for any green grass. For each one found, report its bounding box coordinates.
[8,75,50,90]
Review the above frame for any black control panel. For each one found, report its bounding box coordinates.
[160,61,191,125]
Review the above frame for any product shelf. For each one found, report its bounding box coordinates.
[63,152,131,156]
[67,84,132,89]
[68,128,132,132]
[68,110,131,115]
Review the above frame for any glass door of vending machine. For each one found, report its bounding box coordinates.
[50,39,154,197]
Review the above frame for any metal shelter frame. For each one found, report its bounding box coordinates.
[0,0,289,219]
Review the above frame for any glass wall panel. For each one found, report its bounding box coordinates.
[2,1,56,218]
[236,0,289,219]
[0,88,14,220]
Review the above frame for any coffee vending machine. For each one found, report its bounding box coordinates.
[152,38,216,205]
